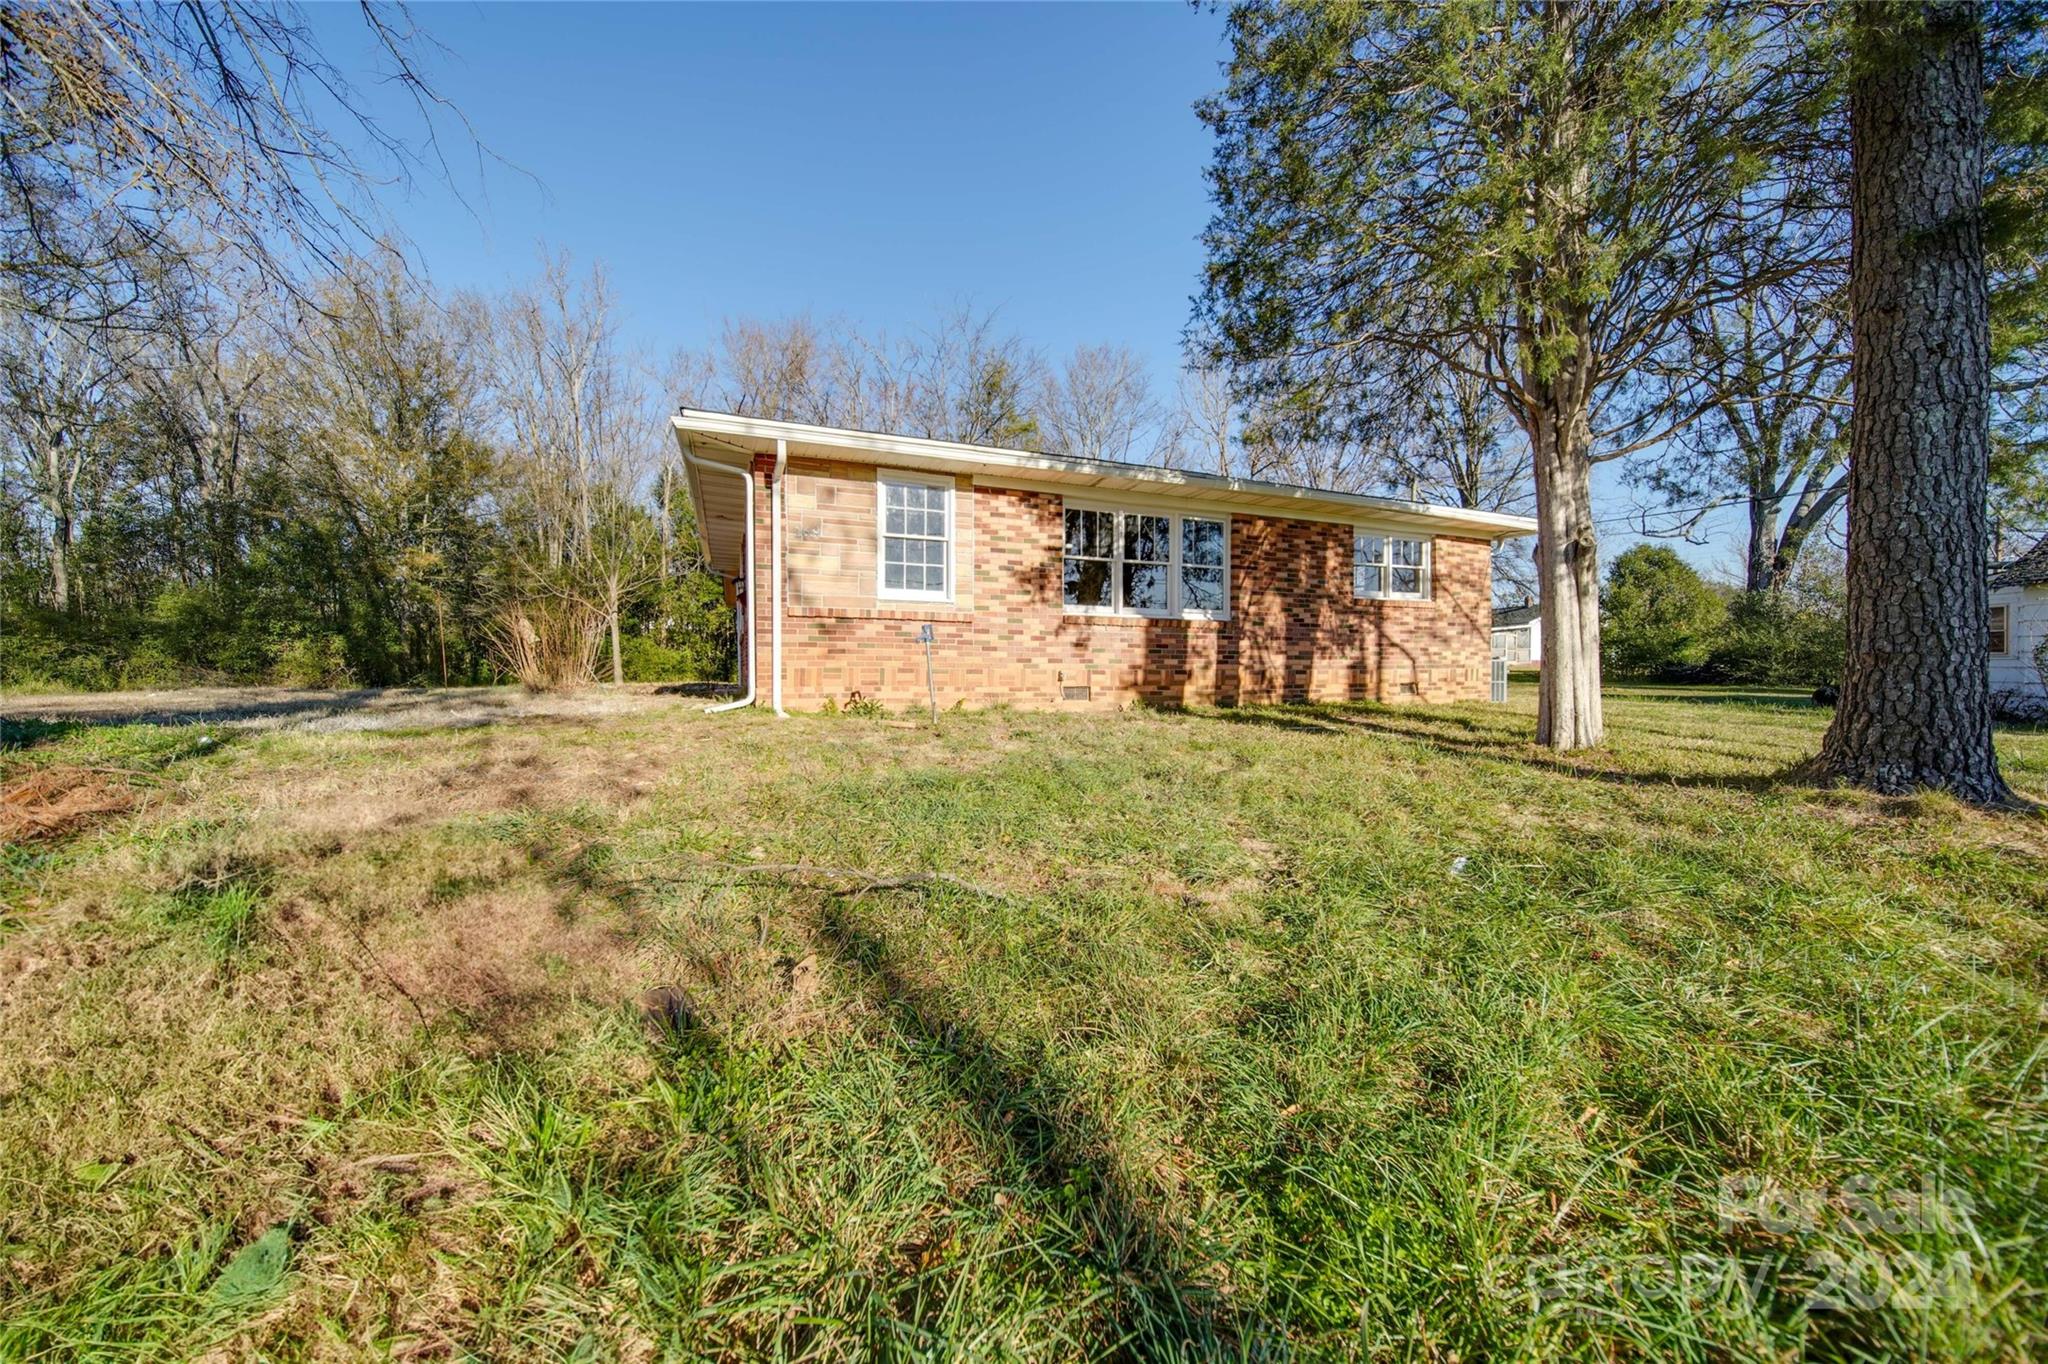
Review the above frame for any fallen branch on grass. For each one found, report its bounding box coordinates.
[717,861,1015,904]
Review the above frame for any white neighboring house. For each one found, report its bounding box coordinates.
[1491,600,1542,667]
[1989,536,2048,719]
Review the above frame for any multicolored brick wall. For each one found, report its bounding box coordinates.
[747,455,1494,709]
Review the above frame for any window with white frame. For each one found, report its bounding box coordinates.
[1063,508,1114,608]
[1990,604,2009,655]
[1180,516,1227,612]
[1062,503,1229,618]
[878,471,952,601]
[1353,531,1431,600]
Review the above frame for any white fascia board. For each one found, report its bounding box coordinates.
[670,410,1538,541]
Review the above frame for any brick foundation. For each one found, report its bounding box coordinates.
[749,456,1494,709]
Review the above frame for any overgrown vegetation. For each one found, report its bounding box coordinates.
[1,254,741,694]
[0,686,2041,1358]
[1600,545,1848,687]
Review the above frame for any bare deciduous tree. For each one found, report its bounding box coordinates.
[1633,283,1851,594]
[0,2,471,328]
[0,304,135,610]
[493,253,657,685]
[1157,360,1235,474]
[674,303,1044,448]
[1036,343,1159,463]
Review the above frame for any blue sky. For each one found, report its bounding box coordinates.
[310,1,1739,576]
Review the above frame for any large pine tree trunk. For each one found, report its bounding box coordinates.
[1818,0,2013,804]
[1533,398,1604,751]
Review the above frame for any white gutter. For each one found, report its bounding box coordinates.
[675,407,1537,541]
[770,437,789,718]
[677,442,757,714]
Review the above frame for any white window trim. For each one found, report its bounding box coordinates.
[875,468,956,604]
[1989,603,2010,655]
[1352,528,1433,602]
[1061,499,1231,621]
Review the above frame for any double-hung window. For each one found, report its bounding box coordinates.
[1990,604,2009,655]
[1353,531,1431,601]
[878,471,952,602]
[1062,502,1229,619]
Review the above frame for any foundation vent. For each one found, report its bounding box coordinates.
[1061,684,1091,702]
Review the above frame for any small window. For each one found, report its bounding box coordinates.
[878,472,952,602]
[1354,532,1430,600]
[1989,604,2009,655]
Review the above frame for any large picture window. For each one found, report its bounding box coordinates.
[878,471,953,602]
[1353,531,1431,601]
[1062,502,1229,619]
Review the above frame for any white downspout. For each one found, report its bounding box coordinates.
[770,438,789,717]
[677,445,756,714]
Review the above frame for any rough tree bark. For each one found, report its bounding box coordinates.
[1818,0,2014,804]
[1531,389,1604,751]
[1527,11,1605,753]
[1746,497,1782,594]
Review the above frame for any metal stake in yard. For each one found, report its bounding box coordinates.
[919,623,938,723]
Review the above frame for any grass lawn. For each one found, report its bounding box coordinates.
[1,683,2044,1360]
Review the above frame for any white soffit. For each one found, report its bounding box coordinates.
[670,409,1537,568]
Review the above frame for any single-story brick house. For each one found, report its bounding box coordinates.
[671,410,1536,711]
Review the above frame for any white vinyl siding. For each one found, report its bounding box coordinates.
[1062,502,1229,620]
[1988,587,2048,705]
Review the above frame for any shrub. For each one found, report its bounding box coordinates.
[489,599,603,692]
[617,633,690,683]
[1600,546,1727,678]
[1706,554,1846,687]
[271,635,355,689]
[116,643,191,690]
[0,608,124,691]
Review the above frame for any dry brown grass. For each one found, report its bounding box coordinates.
[0,764,137,842]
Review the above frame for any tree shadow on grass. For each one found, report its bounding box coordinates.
[0,717,84,750]
[1616,689,1821,711]
[803,894,1263,1361]
[1201,704,1802,796]
[0,688,392,731]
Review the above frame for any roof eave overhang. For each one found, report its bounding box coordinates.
[672,409,1538,542]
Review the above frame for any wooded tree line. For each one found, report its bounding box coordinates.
[1,250,739,690]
